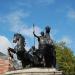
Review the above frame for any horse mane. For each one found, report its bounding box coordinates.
[20,34,25,47]
[14,33,25,47]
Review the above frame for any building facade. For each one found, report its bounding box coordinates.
[0,52,10,74]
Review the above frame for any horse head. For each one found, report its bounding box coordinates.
[13,33,25,46]
[13,33,21,43]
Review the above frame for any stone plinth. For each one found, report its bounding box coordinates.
[5,68,62,75]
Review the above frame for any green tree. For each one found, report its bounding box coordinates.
[55,42,75,75]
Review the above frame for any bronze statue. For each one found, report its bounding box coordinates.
[33,31,46,50]
[8,25,56,69]
[44,26,56,68]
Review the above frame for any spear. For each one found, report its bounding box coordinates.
[33,24,35,47]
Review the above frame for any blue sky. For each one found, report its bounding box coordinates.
[0,0,75,54]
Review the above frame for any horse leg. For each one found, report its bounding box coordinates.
[8,48,16,53]
[21,60,26,68]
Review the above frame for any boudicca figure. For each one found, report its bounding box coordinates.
[44,26,56,68]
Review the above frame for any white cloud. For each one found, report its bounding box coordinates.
[17,0,32,8]
[5,10,41,38]
[0,10,29,27]
[0,9,42,52]
[0,36,12,55]
[0,16,7,24]
[68,9,75,19]
[51,28,58,40]
[59,36,72,45]
[7,10,29,25]
[16,0,55,7]
[38,0,54,3]
[11,24,41,38]
[37,0,55,5]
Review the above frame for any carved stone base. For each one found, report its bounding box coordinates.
[5,68,62,75]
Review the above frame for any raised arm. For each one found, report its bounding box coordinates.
[33,32,39,39]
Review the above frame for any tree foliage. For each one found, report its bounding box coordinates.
[55,42,75,75]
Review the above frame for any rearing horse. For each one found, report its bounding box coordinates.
[8,33,33,68]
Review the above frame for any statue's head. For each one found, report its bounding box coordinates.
[40,31,44,36]
[45,26,51,33]
[32,46,35,50]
